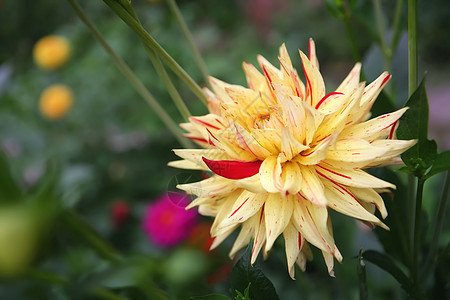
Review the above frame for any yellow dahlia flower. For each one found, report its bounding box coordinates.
[170,39,415,278]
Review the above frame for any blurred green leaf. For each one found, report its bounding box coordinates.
[235,283,251,300]
[372,168,410,266]
[397,77,437,178]
[324,0,345,19]
[0,151,22,203]
[425,150,450,179]
[190,294,230,300]
[229,245,279,300]
[362,250,413,296]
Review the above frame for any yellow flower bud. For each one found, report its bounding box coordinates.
[39,84,74,119]
[33,35,71,70]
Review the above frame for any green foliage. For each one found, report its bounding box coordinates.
[397,77,438,178]
[230,246,279,300]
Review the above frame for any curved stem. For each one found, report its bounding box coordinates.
[411,178,424,289]
[62,210,122,263]
[103,0,207,105]
[166,0,211,88]
[391,0,405,53]
[67,0,191,148]
[408,0,418,96]
[147,48,192,122]
[422,171,450,279]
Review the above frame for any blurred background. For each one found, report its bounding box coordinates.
[0,0,448,299]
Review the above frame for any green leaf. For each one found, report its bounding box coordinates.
[362,250,413,296]
[425,150,450,179]
[235,283,251,300]
[324,0,345,19]
[0,151,22,203]
[229,246,279,300]
[397,77,438,178]
[370,91,396,118]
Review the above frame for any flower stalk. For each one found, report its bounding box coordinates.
[103,0,208,105]
[67,0,192,148]
[165,0,211,88]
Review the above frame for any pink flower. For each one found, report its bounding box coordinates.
[142,192,198,248]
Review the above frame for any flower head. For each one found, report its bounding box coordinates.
[39,84,74,120]
[142,192,198,248]
[33,35,71,71]
[170,39,415,277]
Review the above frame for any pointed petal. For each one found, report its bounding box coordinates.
[279,127,309,163]
[243,62,266,91]
[206,128,257,161]
[299,166,327,206]
[279,96,307,143]
[292,195,334,253]
[265,193,294,251]
[283,222,302,279]
[308,38,320,70]
[168,159,207,170]
[177,176,237,198]
[230,220,254,258]
[336,63,362,94]
[218,191,266,229]
[299,50,326,108]
[302,101,325,145]
[281,161,303,196]
[348,187,388,219]
[322,251,336,277]
[259,156,283,193]
[295,133,338,165]
[323,181,388,229]
[325,138,390,169]
[316,164,396,189]
[339,107,408,141]
[367,139,417,167]
[172,149,227,169]
[232,123,272,160]
[202,157,262,180]
[210,191,242,237]
[251,206,267,264]
[210,224,238,250]
[234,174,265,193]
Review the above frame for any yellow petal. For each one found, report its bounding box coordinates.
[323,181,388,228]
[279,128,309,163]
[259,155,283,193]
[294,133,337,165]
[348,187,388,219]
[177,176,237,198]
[299,50,325,108]
[336,62,362,94]
[299,165,327,206]
[339,107,408,141]
[283,222,302,279]
[210,191,242,237]
[243,62,266,92]
[232,123,272,160]
[251,207,267,264]
[218,191,266,229]
[325,138,390,169]
[265,193,294,251]
[230,220,254,258]
[281,161,303,196]
[292,195,334,253]
[210,224,238,250]
[168,159,207,170]
[279,95,307,143]
[172,149,228,169]
[316,164,396,189]
[302,101,325,145]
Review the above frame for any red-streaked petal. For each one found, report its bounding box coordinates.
[202,157,263,180]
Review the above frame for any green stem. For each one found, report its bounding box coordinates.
[408,0,418,96]
[391,0,404,53]
[62,210,122,263]
[146,48,192,122]
[411,178,424,288]
[166,0,211,88]
[343,14,361,62]
[103,0,207,105]
[373,0,391,72]
[67,0,191,148]
[422,171,450,279]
